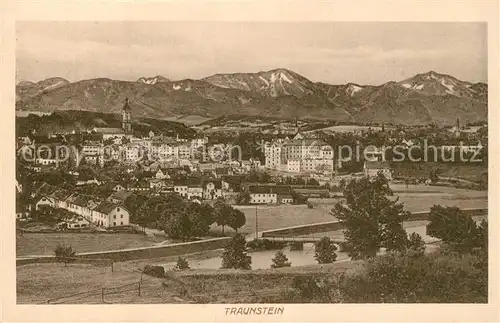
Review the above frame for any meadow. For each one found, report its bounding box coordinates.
[16,232,165,257]
[222,184,487,235]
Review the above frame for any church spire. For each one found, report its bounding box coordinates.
[122,97,132,133]
[122,97,131,112]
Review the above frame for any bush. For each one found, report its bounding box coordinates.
[246,239,286,251]
[338,241,353,253]
[175,257,190,270]
[406,232,426,257]
[279,248,488,303]
[143,265,165,278]
[271,250,291,268]
[286,275,334,303]
[314,237,337,264]
[54,244,76,266]
[337,250,487,303]
[307,201,314,209]
[426,205,485,252]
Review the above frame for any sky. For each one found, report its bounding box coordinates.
[16,22,487,85]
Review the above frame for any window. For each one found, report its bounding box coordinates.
[121,214,123,218]
[113,215,116,219]
[121,221,123,225]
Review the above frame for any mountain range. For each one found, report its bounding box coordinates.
[16,69,487,125]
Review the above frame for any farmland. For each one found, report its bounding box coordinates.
[220,184,487,235]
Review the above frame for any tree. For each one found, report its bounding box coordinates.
[235,192,251,205]
[175,257,190,270]
[307,178,320,186]
[406,232,426,257]
[221,233,252,269]
[124,193,148,228]
[332,173,411,259]
[54,244,76,267]
[271,250,291,268]
[163,212,192,239]
[291,192,308,205]
[213,199,232,235]
[314,237,337,264]
[476,220,488,251]
[338,179,347,190]
[426,205,483,253]
[429,168,440,183]
[227,208,246,232]
[187,202,214,237]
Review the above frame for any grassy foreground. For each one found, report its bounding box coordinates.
[17,261,362,304]
[18,247,486,304]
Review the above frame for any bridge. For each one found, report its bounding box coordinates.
[257,236,344,244]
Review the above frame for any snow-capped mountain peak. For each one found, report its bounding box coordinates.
[345,83,364,96]
[398,71,475,97]
[137,75,170,85]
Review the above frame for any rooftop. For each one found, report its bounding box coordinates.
[364,161,391,169]
[93,127,124,134]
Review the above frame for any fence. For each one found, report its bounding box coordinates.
[46,281,141,304]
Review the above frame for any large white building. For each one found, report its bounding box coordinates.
[82,142,105,167]
[265,138,334,173]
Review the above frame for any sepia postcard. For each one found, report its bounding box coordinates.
[1,0,499,322]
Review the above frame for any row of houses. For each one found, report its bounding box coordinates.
[33,183,130,228]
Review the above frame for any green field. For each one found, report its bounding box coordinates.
[17,233,165,257]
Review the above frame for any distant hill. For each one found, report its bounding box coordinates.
[15,110,196,137]
[16,69,487,126]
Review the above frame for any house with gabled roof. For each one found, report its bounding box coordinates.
[107,190,133,205]
[363,161,392,181]
[93,201,130,227]
[203,179,223,200]
[32,182,130,228]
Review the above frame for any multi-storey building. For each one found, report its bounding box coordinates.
[265,138,334,173]
[264,141,283,169]
[82,142,104,167]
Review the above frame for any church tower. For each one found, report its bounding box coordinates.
[122,97,132,133]
[454,117,461,138]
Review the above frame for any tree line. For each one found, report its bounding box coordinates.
[125,193,246,238]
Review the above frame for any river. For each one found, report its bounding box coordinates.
[162,216,486,270]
